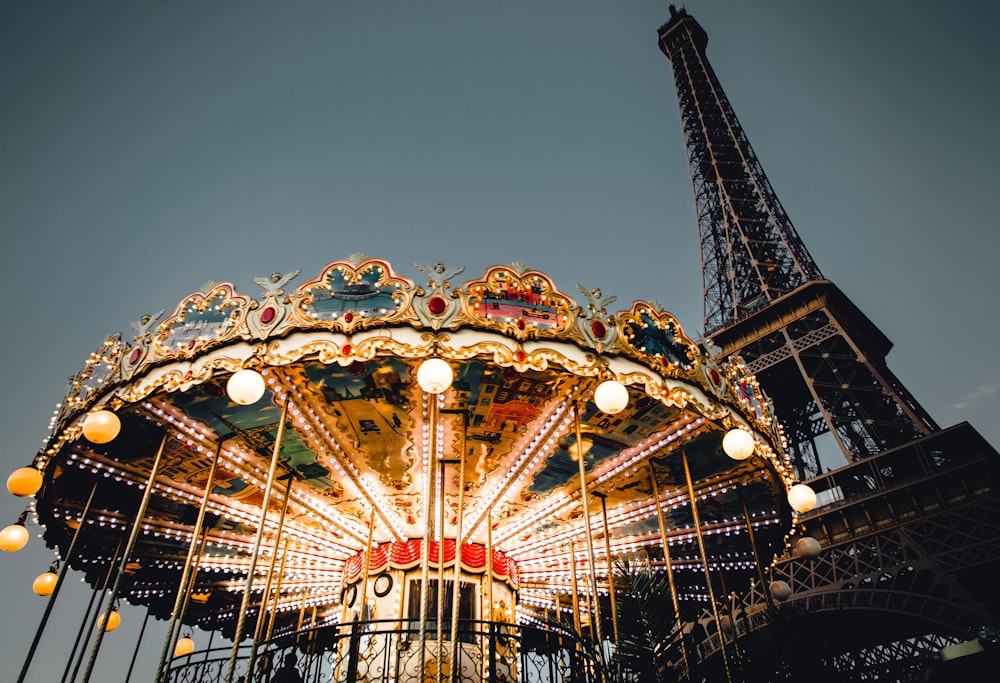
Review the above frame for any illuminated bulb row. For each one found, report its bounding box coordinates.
[104,401,362,555]
[591,414,702,489]
[489,408,578,544]
[265,373,405,541]
[492,419,714,554]
[465,389,580,538]
[514,511,782,569]
[260,373,378,540]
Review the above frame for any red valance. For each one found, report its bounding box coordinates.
[344,539,518,589]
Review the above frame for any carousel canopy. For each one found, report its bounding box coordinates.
[31,256,796,635]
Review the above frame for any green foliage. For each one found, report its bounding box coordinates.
[612,557,681,683]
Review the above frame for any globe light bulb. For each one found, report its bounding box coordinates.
[416,358,453,394]
[787,483,817,513]
[82,410,121,444]
[33,571,58,596]
[770,580,792,602]
[7,467,43,497]
[174,636,195,657]
[594,380,629,414]
[795,536,822,559]
[100,610,121,632]
[722,428,755,460]
[226,369,267,405]
[0,523,29,552]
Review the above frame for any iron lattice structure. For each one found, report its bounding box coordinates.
[657,6,936,476]
[656,7,822,335]
[658,4,1000,678]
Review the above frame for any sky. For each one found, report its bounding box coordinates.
[1,1,998,680]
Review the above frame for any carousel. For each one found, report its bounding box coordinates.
[3,256,815,683]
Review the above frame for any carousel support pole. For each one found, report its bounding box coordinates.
[739,490,775,614]
[594,491,619,680]
[486,512,494,627]
[568,544,583,680]
[418,393,438,661]
[62,537,123,683]
[649,464,688,678]
[155,437,226,683]
[306,607,318,679]
[446,410,467,683]
[225,395,290,683]
[681,447,734,683]
[124,608,152,683]
[266,537,291,641]
[17,481,99,683]
[569,543,581,635]
[359,508,376,626]
[62,577,100,683]
[170,526,209,667]
[573,402,603,649]
[245,472,295,681]
[437,455,447,683]
[485,513,495,682]
[81,432,170,683]
[295,591,308,646]
[337,506,376,683]
[593,492,619,650]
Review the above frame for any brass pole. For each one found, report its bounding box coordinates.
[173,527,209,645]
[224,395,290,683]
[245,472,295,681]
[569,543,581,634]
[682,447,733,683]
[294,584,308,647]
[449,416,467,683]
[649,464,688,677]
[486,512,494,625]
[155,438,225,682]
[339,570,351,626]
[574,402,603,647]
[18,481,99,683]
[360,508,377,621]
[594,492,619,649]
[418,394,437,661]
[437,456,446,683]
[266,538,291,641]
[740,490,775,613]
[166,515,213,676]
[63,537,123,683]
[81,433,169,683]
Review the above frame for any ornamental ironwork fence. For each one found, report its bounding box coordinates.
[166,619,607,683]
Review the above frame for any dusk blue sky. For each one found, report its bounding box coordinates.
[2,2,998,679]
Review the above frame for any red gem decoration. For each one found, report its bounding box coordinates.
[516,319,525,330]
[342,344,352,355]
[260,306,276,324]
[710,368,721,385]
[428,296,447,315]
[128,348,142,365]
[344,312,354,323]
[591,320,607,338]
[515,350,526,362]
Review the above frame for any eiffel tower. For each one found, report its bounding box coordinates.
[658,5,1000,679]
